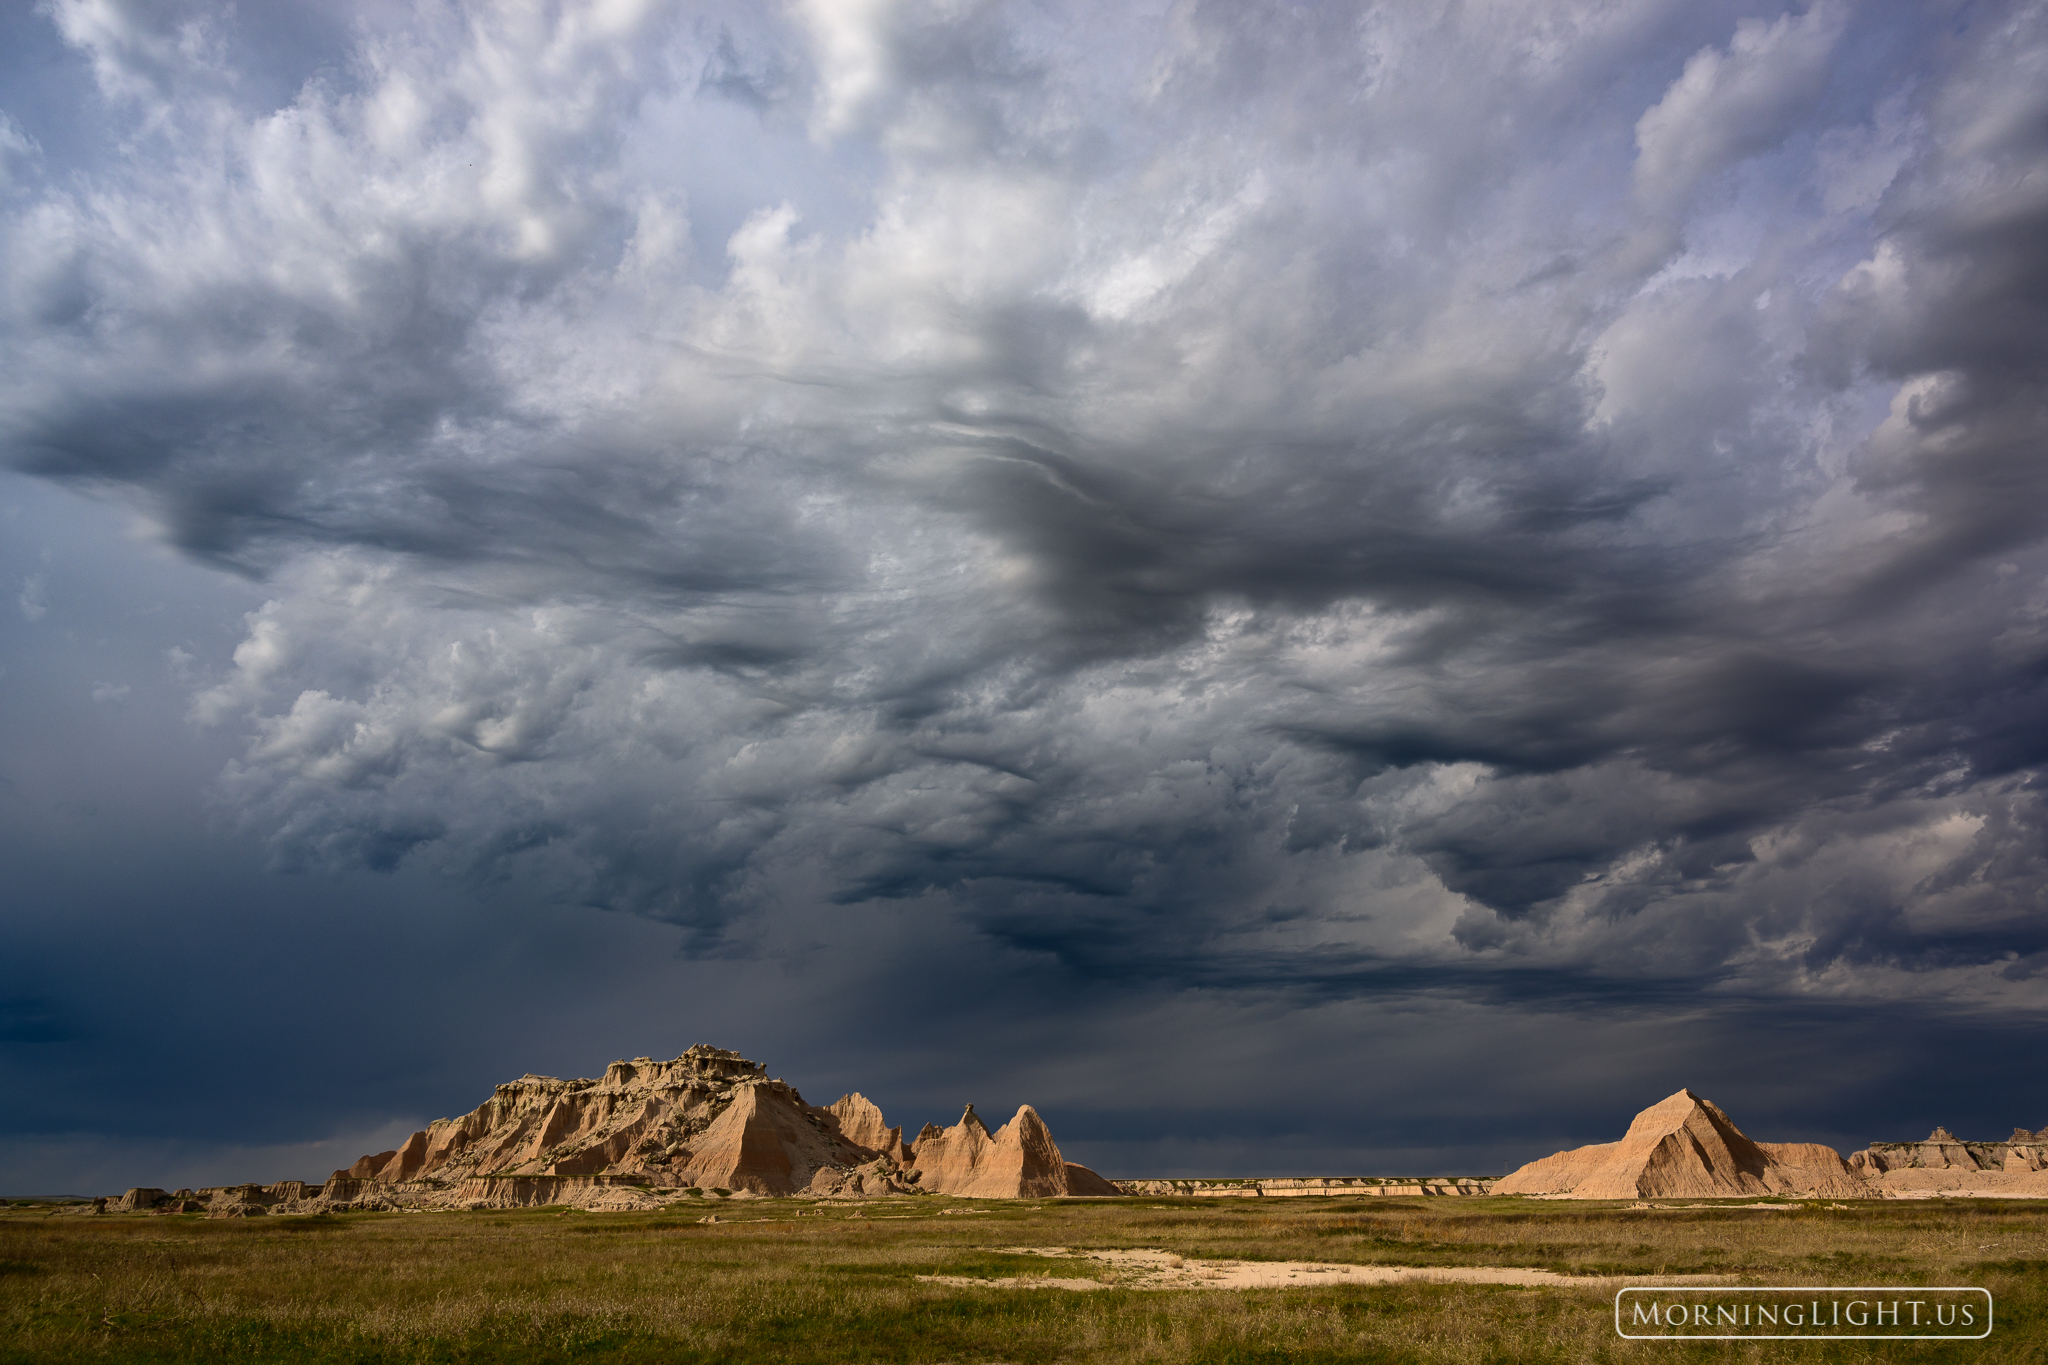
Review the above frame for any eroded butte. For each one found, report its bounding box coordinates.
[105,1045,1119,1216]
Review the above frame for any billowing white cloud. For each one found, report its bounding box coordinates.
[1633,1,1850,210]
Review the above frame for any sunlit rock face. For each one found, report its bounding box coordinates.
[1492,1089,1868,1199]
[906,1103,1071,1199]
[1846,1125,2048,1197]
[326,1046,1115,1204]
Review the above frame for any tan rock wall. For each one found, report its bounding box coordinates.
[908,1104,1071,1198]
[826,1093,910,1163]
[103,1045,1117,1207]
[1063,1162,1121,1196]
[1850,1139,2046,1175]
[1494,1090,1867,1199]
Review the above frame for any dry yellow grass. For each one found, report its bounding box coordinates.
[2,1194,2043,1363]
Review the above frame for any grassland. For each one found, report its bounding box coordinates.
[2,1194,2043,1363]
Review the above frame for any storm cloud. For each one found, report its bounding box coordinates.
[4,0,2048,1186]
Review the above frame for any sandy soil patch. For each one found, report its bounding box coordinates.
[1625,1201,1805,1210]
[1881,1188,2048,1200]
[920,1275,1112,1291]
[916,1248,1736,1292]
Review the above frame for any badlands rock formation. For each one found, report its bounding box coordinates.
[828,1093,914,1165]
[1493,1089,1867,1199]
[901,1102,1123,1198]
[1847,1126,2048,1198]
[91,1046,1117,1214]
[339,1046,1117,1205]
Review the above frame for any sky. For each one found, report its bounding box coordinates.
[3,0,2048,1194]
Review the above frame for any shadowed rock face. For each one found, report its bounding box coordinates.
[827,1093,911,1165]
[323,1046,1118,1204]
[1492,1089,1867,1199]
[1064,1163,1123,1197]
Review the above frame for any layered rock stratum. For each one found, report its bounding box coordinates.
[98,1046,1119,1214]
[1845,1126,2048,1198]
[1492,1089,1869,1199]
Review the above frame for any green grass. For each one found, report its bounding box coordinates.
[1,1195,2043,1363]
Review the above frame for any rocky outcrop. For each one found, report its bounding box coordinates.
[804,1157,924,1197]
[826,1093,913,1164]
[196,1181,329,1217]
[1065,1162,1123,1196]
[86,1046,1118,1214]
[906,1104,1084,1199]
[1848,1127,2048,1178]
[1847,1126,2048,1197]
[1493,1089,1868,1199]
[450,1175,668,1211]
[1856,1166,2048,1198]
[321,1046,878,1198]
[673,1081,856,1194]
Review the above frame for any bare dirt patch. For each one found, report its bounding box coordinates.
[913,1247,1737,1291]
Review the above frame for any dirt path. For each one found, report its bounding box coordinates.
[916,1247,1737,1292]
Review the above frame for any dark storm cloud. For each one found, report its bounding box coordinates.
[5,0,2048,1189]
